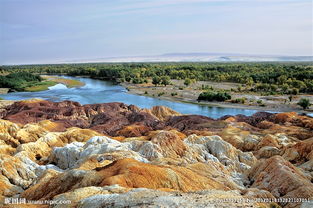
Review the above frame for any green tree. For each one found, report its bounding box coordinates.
[184,78,192,86]
[132,77,144,84]
[297,98,311,110]
[125,75,132,82]
[198,91,231,102]
[304,80,313,93]
[277,75,287,85]
[281,84,289,93]
[289,88,299,95]
[161,76,170,86]
[246,77,254,86]
[291,80,306,91]
[152,76,161,86]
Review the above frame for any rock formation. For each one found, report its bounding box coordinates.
[0,100,312,207]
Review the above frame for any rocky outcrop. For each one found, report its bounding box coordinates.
[21,158,237,200]
[249,156,313,208]
[142,105,181,121]
[0,151,63,198]
[2,100,313,138]
[71,186,272,208]
[1,100,313,207]
[1,101,164,136]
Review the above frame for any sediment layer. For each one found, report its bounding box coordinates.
[0,100,312,207]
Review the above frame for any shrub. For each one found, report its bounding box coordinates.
[184,78,192,86]
[281,83,289,93]
[197,91,231,102]
[132,77,144,84]
[201,85,213,90]
[152,76,161,86]
[158,92,165,97]
[160,76,171,86]
[288,88,299,95]
[231,98,246,104]
[297,98,311,110]
[184,78,195,86]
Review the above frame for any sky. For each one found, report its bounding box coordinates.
[0,0,312,64]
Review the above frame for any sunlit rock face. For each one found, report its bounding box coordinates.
[69,186,271,208]
[0,100,313,207]
[249,156,313,208]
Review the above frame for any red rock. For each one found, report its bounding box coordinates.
[116,125,152,137]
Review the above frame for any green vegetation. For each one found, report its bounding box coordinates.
[47,77,84,88]
[151,75,170,86]
[198,91,231,102]
[0,72,85,92]
[161,76,171,86]
[256,100,266,107]
[0,72,43,91]
[152,76,161,86]
[184,78,196,86]
[1,62,312,94]
[158,92,165,97]
[171,92,178,96]
[24,81,57,92]
[200,85,214,90]
[297,98,311,110]
[231,97,246,104]
[132,77,144,84]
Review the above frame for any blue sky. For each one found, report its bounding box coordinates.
[0,0,312,64]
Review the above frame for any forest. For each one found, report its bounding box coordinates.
[1,62,312,94]
[0,72,45,91]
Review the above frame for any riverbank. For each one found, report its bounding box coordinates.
[121,80,313,114]
[0,88,9,94]
[42,75,85,88]
[2,75,312,118]
[0,75,85,93]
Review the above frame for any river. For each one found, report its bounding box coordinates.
[1,76,263,118]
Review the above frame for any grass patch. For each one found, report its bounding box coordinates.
[25,81,57,92]
[50,78,84,88]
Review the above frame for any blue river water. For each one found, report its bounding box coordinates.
[1,76,263,118]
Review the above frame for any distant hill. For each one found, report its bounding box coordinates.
[68,53,313,63]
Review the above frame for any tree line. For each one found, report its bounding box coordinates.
[1,62,312,94]
[0,72,43,91]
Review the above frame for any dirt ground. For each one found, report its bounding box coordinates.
[122,79,313,114]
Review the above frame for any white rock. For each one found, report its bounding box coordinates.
[50,136,149,169]
[52,142,84,169]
